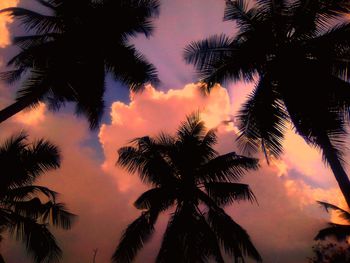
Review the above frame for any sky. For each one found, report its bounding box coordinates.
[0,0,347,262]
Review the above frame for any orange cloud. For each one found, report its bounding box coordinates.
[99,83,336,262]
[0,0,19,48]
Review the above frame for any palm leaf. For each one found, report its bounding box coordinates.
[134,187,176,211]
[0,7,61,34]
[7,213,62,263]
[315,223,350,241]
[317,201,350,222]
[197,152,259,183]
[40,202,76,230]
[105,44,159,92]
[2,185,57,202]
[205,182,257,205]
[236,75,289,160]
[112,210,159,263]
[208,207,262,262]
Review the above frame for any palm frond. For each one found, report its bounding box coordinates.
[7,213,62,263]
[317,201,350,222]
[40,202,76,230]
[24,138,61,176]
[236,76,289,160]
[2,185,57,202]
[134,187,176,211]
[105,44,159,92]
[208,206,262,262]
[224,0,263,32]
[205,182,257,206]
[197,152,259,183]
[315,223,350,241]
[0,7,61,34]
[112,210,159,263]
[184,34,233,70]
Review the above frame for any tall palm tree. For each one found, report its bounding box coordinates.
[0,132,75,263]
[113,113,262,263]
[184,0,350,206]
[315,201,350,241]
[0,0,160,128]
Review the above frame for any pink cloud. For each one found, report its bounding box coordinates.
[99,84,337,262]
[0,82,343,263]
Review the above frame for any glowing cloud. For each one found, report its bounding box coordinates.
[0,0,19,48]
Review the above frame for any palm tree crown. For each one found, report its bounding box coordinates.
[0,0,160,128]
[184,0,350,206]
[113,113,262,263]
[0,132,75,263]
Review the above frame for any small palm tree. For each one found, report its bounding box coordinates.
[0,0,160,128]
[184,0,350,207]
[0,132,75,263]
[113,113,262,263]
[315,201,350,241]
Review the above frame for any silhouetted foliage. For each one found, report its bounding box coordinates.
[308,241,350,263]
[0,0,160,128]
[315,201,350,242]
[184,0,350,206]
[113,113,262,263]
[0,132,76,263]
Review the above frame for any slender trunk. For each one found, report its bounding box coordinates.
[318,133,350,208]
[0,97,34,124]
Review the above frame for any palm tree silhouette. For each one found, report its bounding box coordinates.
[184,0,350,206]
[113,113,262,263]
[0,0,160,128]
[0,132,75,263]
[315,201,350,241]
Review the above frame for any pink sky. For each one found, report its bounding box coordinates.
[0,1,347,262]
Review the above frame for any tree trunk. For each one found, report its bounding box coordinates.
[0,97,35,124]
[318,133,350,208]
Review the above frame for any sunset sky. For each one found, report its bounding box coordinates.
[0,0,347,262]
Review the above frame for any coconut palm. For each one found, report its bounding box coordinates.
[0,0,160,128]
[113,113,262,263]
[184,0,350,206]
[315,201,350,241]
[0,132,75,263]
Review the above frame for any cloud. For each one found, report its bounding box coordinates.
[99,84,338,263]
[0,80,343,263]
[0,0,19,48]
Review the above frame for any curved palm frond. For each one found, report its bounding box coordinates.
[133,187,176,211]
[7,213,62,263]
[117,137,175,186]
[105,44,159,92]
[112,210,159,263]
[197,152,259,182]
[2,185,57,202]
[184,34,233,71]
[236,76,289,160]
[315,223,350,241]
[0,7,61,34]
[205,182,257,206]
[317,201,350,223]
[207,206,262,262]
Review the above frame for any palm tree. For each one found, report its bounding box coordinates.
[113,113,262,263]
[184,0,350,206]
[0,0,160,129]
[0,132,75,263]
[315,201,350,241]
